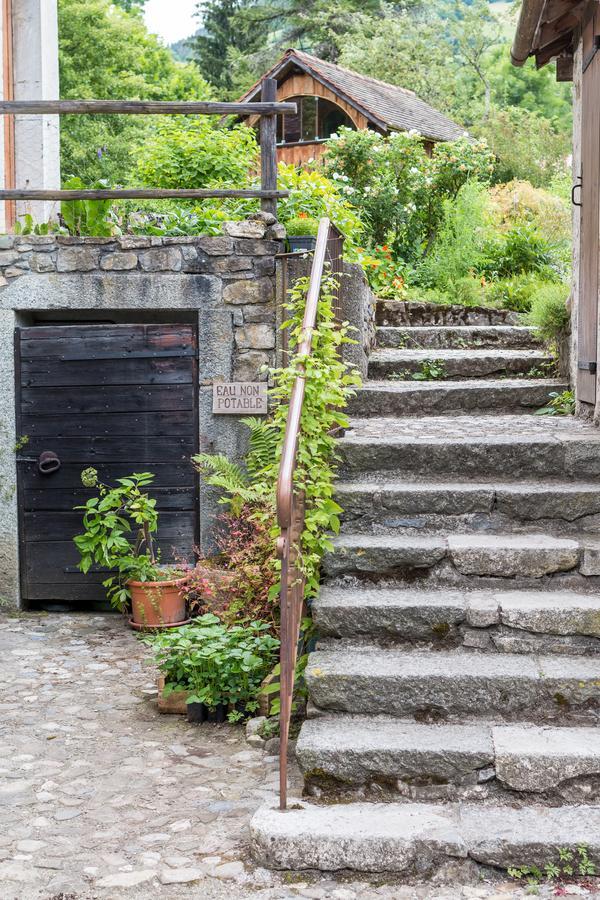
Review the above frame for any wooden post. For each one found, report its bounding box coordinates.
[260,78,278,219]
[2,0,15,230]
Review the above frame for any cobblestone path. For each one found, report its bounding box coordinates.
[0,613,590,900]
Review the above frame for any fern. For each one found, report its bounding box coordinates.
[241,416,279,482]
[192,450,273,515]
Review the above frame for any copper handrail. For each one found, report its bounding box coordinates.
[276,216,331,810]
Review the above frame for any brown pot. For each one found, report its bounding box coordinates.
[129,575,188,629]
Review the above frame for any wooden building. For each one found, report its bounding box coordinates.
[238,49,464,167]
[512,0,600,419]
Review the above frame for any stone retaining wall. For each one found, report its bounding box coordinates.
[0,217,283,609]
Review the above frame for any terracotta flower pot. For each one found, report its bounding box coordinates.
[129,575,189,630]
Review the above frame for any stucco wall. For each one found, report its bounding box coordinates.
[0,217,282,609]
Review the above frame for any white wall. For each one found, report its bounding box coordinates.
[6,0,61,228]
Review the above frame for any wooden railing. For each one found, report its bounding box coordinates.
[276,216,332,810]
[0,79,295,217]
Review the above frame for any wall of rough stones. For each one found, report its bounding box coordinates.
[0,216,283,609]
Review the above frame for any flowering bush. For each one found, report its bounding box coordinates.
[323,128,494,265]
[356,244,408,298]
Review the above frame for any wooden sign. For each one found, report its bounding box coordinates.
[212,381,268,414]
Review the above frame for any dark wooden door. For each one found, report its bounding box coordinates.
[16,323,198,609]
[578,12,600,404]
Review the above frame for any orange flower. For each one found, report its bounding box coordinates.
[298,212,308,219]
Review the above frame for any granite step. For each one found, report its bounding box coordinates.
[348,379,567,417]
[322,532,599,581]
[376,325,542,350]
[368,348,554,380]
[339,414,600,479]
[251,800,600,872]
[296,717,600,796]
[304,647,600,721]
[336,478,600,533]
[313,586,600,654]
[376,299,519,328]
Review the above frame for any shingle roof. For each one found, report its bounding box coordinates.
[240,49,465,143]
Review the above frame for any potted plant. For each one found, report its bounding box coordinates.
[285,215,319,252]
[145,614,280,724]
[73,468,189,629]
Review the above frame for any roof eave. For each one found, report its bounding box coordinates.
[511,0,547,65]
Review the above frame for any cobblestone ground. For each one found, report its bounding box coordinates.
[0,613,596,900]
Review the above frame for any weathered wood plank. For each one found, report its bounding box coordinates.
[260,79,278,218]
[24,510,196,542]
[24,486,195,512]
[20,383,194,415]
[0,188,287,200]
[21,355,194,387]
[20,461,193,491]
[22,435,196,462]
[20,324,195,358]
[0,99,296,115]
[20,410,194,437]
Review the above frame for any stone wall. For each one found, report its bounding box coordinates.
[0,217,282,609]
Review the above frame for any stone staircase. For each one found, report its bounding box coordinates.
[251,302,600,876]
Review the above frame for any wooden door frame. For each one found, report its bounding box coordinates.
[14,319,200,609]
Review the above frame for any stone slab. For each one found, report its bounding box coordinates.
[375,325,541,350]
[368,348,552,380]
[296,717,494,784]
[250,800,600,872]
[448,534,580,578]
[322,534,447,577]
[493,725,600,791]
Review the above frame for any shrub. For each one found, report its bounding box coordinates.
[526,282,570,343]
[136,116,259,190]
[488,180,571,243]
[357,244,408,298]
[480,224,563,280]
[323,128,494,262]
[285,215,320,236]
[146,614,279,720]
[416,182,492,289]
[483,273,553,313]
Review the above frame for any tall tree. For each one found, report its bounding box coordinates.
[58,0,211,184]
[190,0,261,94]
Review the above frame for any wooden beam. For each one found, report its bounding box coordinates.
[535,32,574,66]
[260,78,278,219]
[542,0,582,25]
[0,188,288,200]
[0,99,297,116]
[536,0,587,49]
[556,53,574,79]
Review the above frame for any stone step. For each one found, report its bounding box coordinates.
[251,799,600,872]
[347,378,568,417]
[314,587,600,654]
[336,479,600,533]
[296,717,600,797]
[376,299,519,327]
[368,348,554,380]
[322,533,600,581]
[376,325,541,350]
[304,647,600,721]
[339,414,600,480]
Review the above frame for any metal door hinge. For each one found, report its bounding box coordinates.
[578,361,597,374]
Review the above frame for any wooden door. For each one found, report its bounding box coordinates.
[15,323,198,609]
[578,12,600,404]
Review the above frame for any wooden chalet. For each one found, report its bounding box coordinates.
[512,0,600,416]
[238,49,465,166]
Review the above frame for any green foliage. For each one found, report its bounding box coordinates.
[416,181,492,289]
[58,0,212,184]
[13,214,64,237]
[269,273,361,598]
[193,416,279,516]
[535,390,575,417]
[73,469,173,611]
[285,216,320,237]
[484,273,554,313]
[276,164,364,253]
[145,614,279,719]
[508,844,596,885]
[477,106,570,188]
[324,129,494,262]
[480,224,566,281]
[60,177,116,236]
[136,116,259,190]
[189,0,263,96]
[357,244,408,298]
[526,283,570,344]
